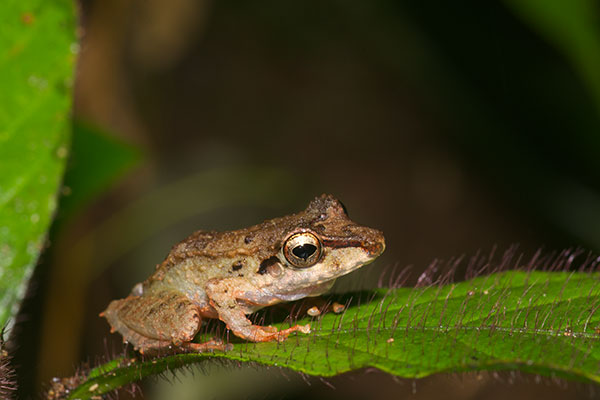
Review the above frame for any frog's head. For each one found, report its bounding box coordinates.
[260,194,385,299]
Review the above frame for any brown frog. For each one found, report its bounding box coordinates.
[101,194,385,353]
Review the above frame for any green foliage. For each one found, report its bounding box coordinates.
[0,0,75,328]
[67,270,600,399]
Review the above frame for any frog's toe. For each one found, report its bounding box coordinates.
[274,323,310,341]
[263,326,279,334]
[185,338,232,353]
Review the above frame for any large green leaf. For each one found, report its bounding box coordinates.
[0,0,76,328]
[65,270,600,399]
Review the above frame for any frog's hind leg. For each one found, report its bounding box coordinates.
[101,292,228,353]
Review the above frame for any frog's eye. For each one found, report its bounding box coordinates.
[283,232,322,268]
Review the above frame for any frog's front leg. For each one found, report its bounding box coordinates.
[101,291,229,353]
[205,278,310,342]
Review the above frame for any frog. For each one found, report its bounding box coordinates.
[101,194,385,354]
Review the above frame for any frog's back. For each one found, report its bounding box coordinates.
[143,222,280,288]
[147,230,239,281]
[150,209,312,275]
[141,194,375,298]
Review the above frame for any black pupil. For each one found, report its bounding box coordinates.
[292,244,317,261]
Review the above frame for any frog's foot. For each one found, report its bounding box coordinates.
[183,338,234,352]
[205,278,313,343]
[242,323,311,343]
[272,324,311,342]
[102,292,213,354]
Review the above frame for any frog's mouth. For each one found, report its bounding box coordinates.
[270,247,380,299]
[271,279,337,302]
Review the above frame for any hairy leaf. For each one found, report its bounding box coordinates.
[0,0,76,328]
[66,270,600,399]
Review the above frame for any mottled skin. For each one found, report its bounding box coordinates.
[102,194,385,353]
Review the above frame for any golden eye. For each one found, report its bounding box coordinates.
[283,232,322,268]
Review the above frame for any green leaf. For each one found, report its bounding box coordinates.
[0,0,76,328]
[66,270,600,399]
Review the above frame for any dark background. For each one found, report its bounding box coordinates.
[15,1,600,399]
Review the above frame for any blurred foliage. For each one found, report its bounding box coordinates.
[400,0,600,250]
[67,270,600,399]
[499,0,600,247]
[3,0,600,398]
[59,121,142,220]
[0,0,75,329]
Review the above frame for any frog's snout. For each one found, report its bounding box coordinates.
[365,230,386,258]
